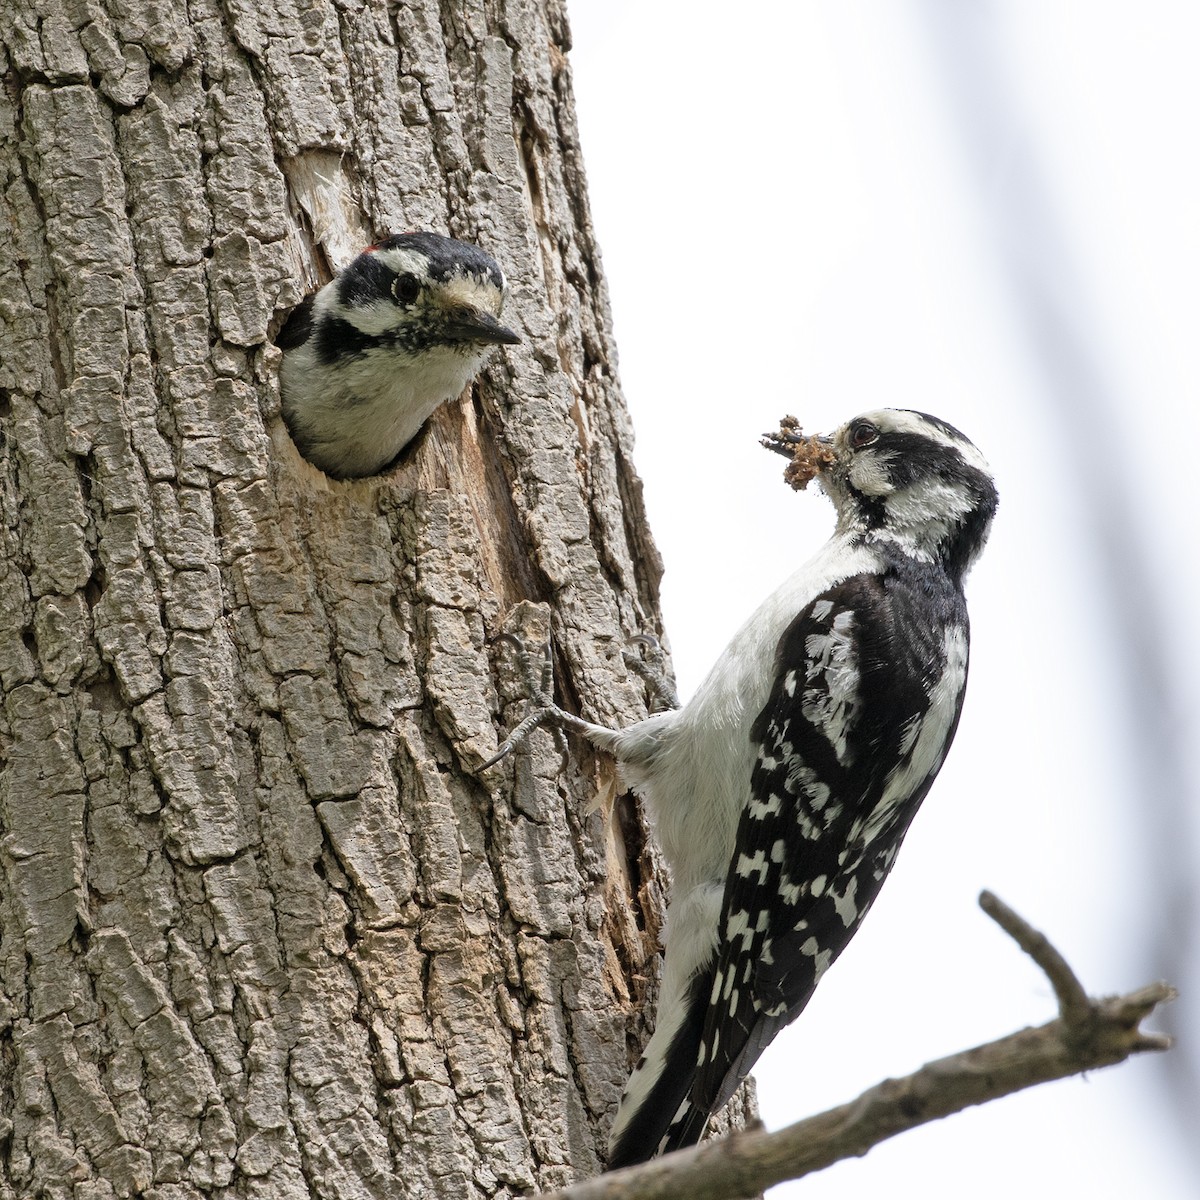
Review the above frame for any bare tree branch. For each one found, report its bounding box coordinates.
[537,893,1174,1200]
[978,888,1092,1028]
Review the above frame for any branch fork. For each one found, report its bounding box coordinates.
[535,892,1174,1200]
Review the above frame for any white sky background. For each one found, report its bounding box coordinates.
[565,2,1200,1197]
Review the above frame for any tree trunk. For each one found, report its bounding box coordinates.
[0,2,761,1197]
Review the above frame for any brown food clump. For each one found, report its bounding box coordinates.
[760,415,836,491]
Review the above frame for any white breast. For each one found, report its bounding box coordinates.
[280,341,488,477]
[615,535,880,893]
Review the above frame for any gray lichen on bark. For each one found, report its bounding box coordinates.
[0,0,762,1196]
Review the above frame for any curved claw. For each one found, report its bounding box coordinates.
[622,633,680,711]
[481,632,632,772]
[628,633,662,651]
[479,704,557,770]
[480,635,562,771]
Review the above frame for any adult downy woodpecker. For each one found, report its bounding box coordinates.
[485,409,998,1168]
[277,232,519,479]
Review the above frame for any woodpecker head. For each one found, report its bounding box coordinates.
[277,232,520,479]
[284,232,519,362]
[768,408,993,580]
[818,409,997,579]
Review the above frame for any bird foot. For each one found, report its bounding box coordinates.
[481,636,581,769]
[482,633,663,771]
[622,634,680,712]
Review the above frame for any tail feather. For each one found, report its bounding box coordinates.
[606,964,713,1170]
[658,1098,711,1157]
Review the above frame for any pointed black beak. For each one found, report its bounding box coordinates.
[762,434,797,461]
[761,424,832,460]
[444,307,521,346]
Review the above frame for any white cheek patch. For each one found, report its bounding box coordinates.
[888,479,975,525]
[883,479,978,559]
[314,287,398,337]
[848,452,894,496]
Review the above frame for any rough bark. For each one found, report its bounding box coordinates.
[0,2,747,1196]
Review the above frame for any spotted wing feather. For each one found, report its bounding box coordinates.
[668,563,969,1150]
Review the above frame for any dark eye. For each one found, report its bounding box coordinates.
[849,421,879,449]
[392,273,421,304]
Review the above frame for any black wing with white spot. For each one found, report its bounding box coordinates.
[670,560,969,1150]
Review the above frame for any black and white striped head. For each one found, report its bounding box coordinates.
[290,232,519,364]
[819,409,997,579]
